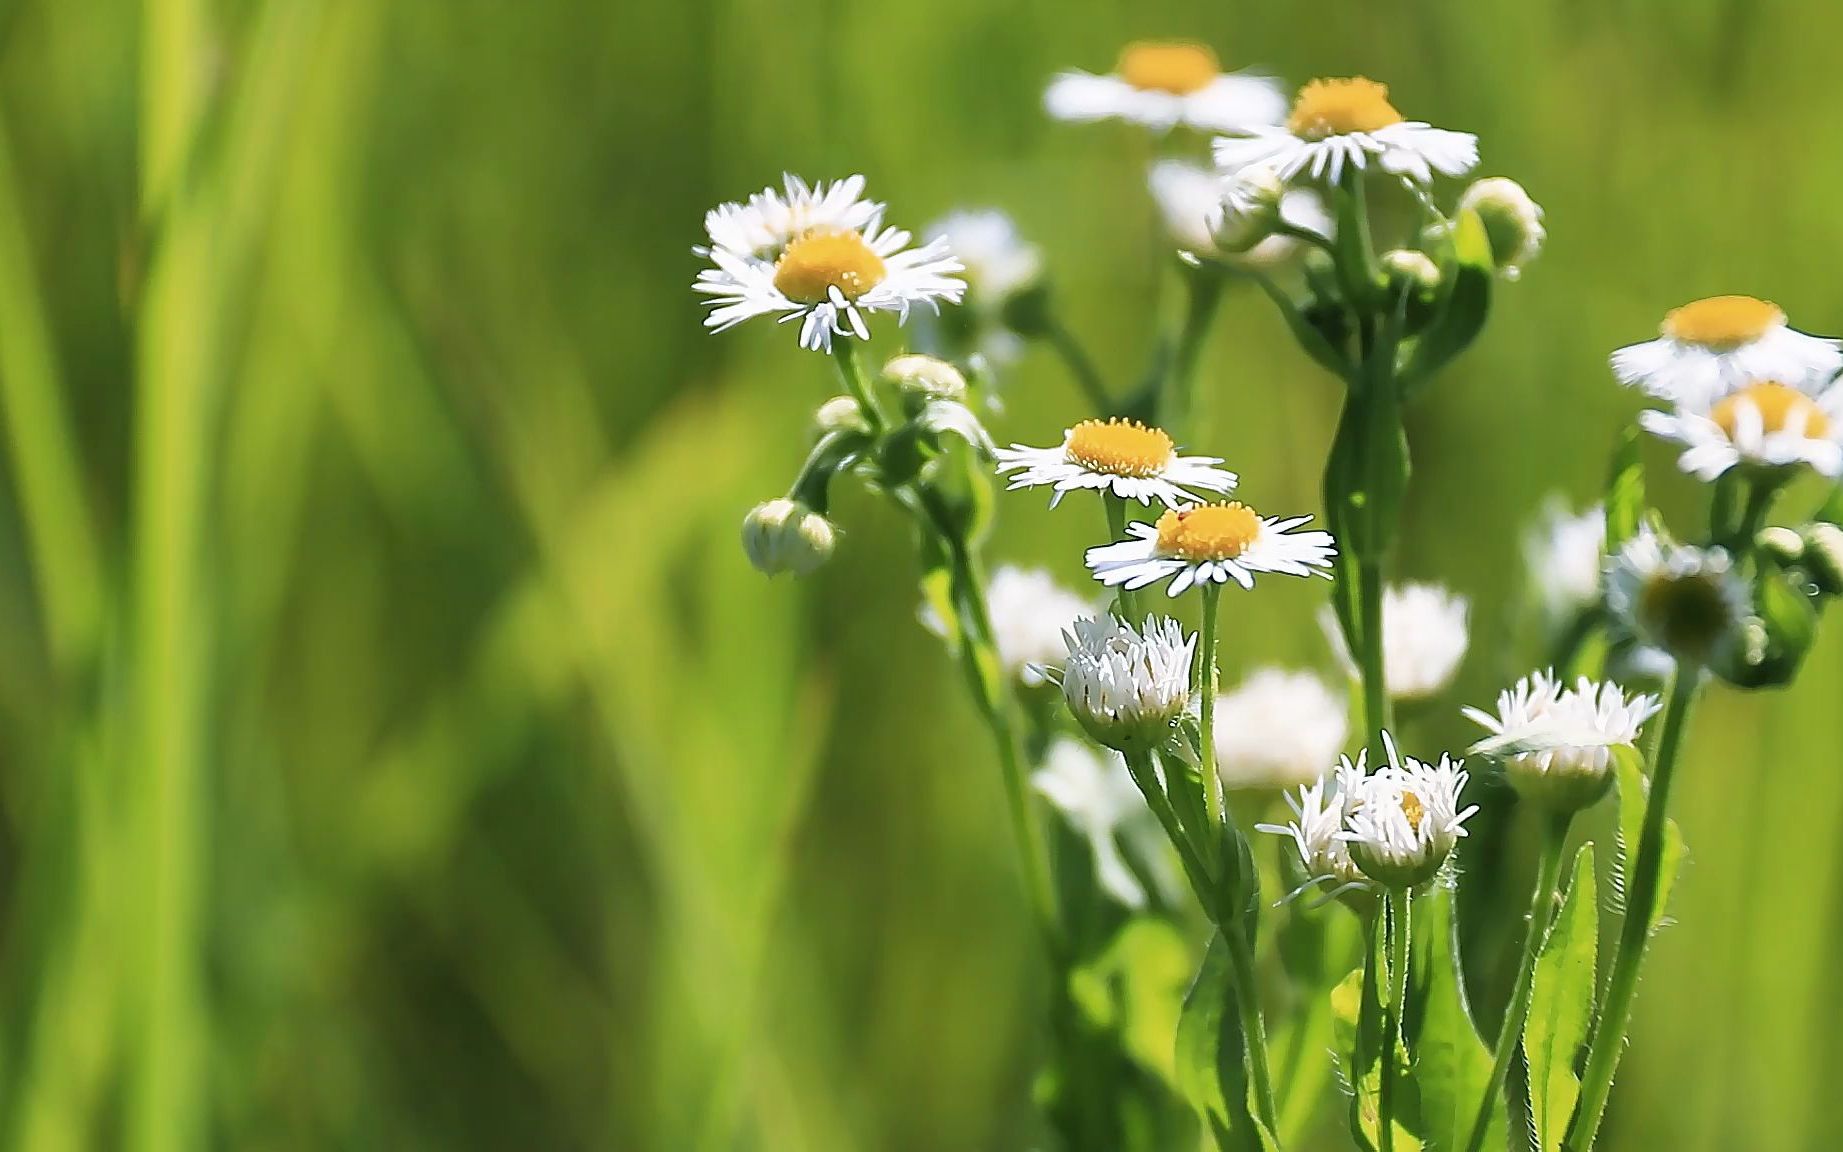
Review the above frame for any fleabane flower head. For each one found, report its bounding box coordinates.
[694,175,964,352]
[1147,160,1332,266]
[921,565,1100,687]
[1321,582,1469,703]
[1605,526,1749,669]
[1457,176,1545,280]
[924,210,1043,367]
[1256,754,1369,889]
[1032,737,1156,908]
[1087,501,1337,597]
[995,418,1237,509]
[1214,668,1350,791]
[1524,500,1605,621]
[1639,378,1843,481]
[1465,672,1661,812]
[1214,76,1478,186]
[1058,614,1195,753]
[1611,295,1843,410]
[1338,733,1477,889]
[1044,40,1286,133]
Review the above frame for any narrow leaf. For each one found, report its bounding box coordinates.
[1175,935,1260,1149]
[1612,746,1685,934]
[1524,846,1597,1152]
[1602,426,1645,549]
[1408,884,1502,1151]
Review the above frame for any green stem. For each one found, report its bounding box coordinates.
[831,341,885,434]
[1334,169,1380,319]
[1464,815,1572,1152]
[1160,270,1223,440]
[1564,670,1698,1151]
[1225,917,1283,1142]
[1043,319,1112,415]
[1271,220,1338,258]
[1199,583,1224,827]
[1102,493,1139,623]
[1123,751,1211,901]
[1379,887,1412,1152]
[1357,559,1391,766]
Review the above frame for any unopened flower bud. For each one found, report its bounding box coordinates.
[1212,166,1285,254]
[1802,522,1843,595]
[1756,525,1805,566]
[814,395,869,434]
[1381,248,1442,293]
[741,498,835,577]
[1458,177,1545,281]
[881,354,967,405]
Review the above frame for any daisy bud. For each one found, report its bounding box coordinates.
[741,498,835,578]
[1605,527,1748,668]
[1756,525,1805,566]
[1381,248,1442,294]
[1338,732,1477,889]
[1458,176,1545,280]
[1802,522,1843,596]
[1058,615,1195,754]
[1465,672,1661,814]
[1212,166,1285,254]
[881,353,968,407]
[814,395,870,434]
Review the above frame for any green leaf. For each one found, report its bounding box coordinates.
[1407,884,1501,1151]
[1402,208,1493,391]
[1175,935,1262,1151]
[1251,271,1352,384]
[1079,918,1195,1088]
[1602,425,1646,549]
[1332,930,1422,1152]
[1613,745,1684,936]
[1524,846,1598,1152]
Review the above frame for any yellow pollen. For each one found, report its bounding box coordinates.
[773,230,887,305]
[1399,791,1426,828]
[1288,77,1404,138]
[1711,381,1830,440]
[1065,418,1176,477]
[1662,295,1784,350]
[1155,502,1262,561]
[1117,40,1221,95]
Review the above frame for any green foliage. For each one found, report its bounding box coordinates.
[1614,747,1686,938]
[1407,884,1502,1152]
[1523,847,1597,1152]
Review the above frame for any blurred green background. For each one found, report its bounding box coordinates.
[1,0,1841,1148]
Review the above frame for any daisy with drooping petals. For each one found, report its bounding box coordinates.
[1032,737,1158,909]
[920,565,1100,686]
[1611,295,1843,409]
[1321,582,1470,703]
[1214,77,1478,186]
[694,178,965,352]
[1147,159,1332,267]
[995,418,1238,508]
[698,174,882,261]
[1338,732,1477,889]
[1605,526,1749,669]
[1465,671,1660,811]
[1213,668,1349,791]
[1639,379,1843,480]
[1086,501,1337,596]
[1058,615,1196,753]
[1044,40,1286,133]
[1256,754,1369,889]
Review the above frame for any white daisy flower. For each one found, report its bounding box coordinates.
[1058,614,1195,753]
[922,209,1043,367]
[1214,76,1478,186]
[1256,754,1369,889]
[1087,501,1337,597]
[1321,582,1469,702]
[1639,379,1843,481]
[1611,295,1843,409]
[919,565,1100,687]
[1044,40,1286,133]
[995,418,1238,509]
[1032,737,1155,908]
[1605,526,1749,668]
[1465,671,1660,812]
[1338,732,1477,889]
[694,179,965,352]
[698,173,883,261]
[1147,159,1332,267]
[1213,668,1350,791]
[1524,500,1605,621]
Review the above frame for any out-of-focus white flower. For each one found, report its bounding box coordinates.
[1525,500,1605,620]
[1257,754,1368,888]
[1458,176,1545,280]
[1044,40,1286,133]
[1215,76,1477,186]
[1322,583,1469,702]
[1605,526,1748,669]
[1338,732,1477,889]
[1611,295,1842,410]
[1213,668,1349,791]
[1464,671,1660,811]
[1147,160,1332,267]
[920,565,1099,687]
[1032,737,1163,908]
[1088,502,1337,598]
[996,418,1238,509]
[923,209,1043,367]
[1059,615,1195,753]
[1639,379,1843,481]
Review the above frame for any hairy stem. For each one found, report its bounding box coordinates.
[1379,887,1412,1152]
[1198,583,1224,827]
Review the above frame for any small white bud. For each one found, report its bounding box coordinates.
[1381,248,1442,292]
[741,498,835,577]
[1802,522,1843,595]
[1458,177,1545,280]
[1212,166,1285,254]
[881,354,967,403]
[813,395,869,434]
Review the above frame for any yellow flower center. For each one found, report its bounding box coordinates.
[1287,77,1404,138]
[1399,791,1425,828]
[773,230,887,305]
[1662,295,1783,350]
[1155,502,1262,561]
[1711,380,1830,440]
[1064,418,1175,477]
[1117,40,1221,96]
